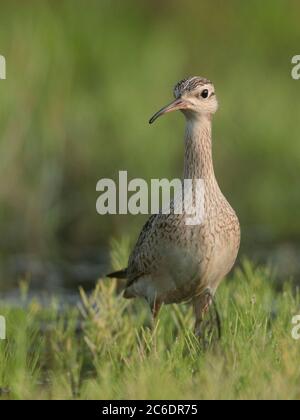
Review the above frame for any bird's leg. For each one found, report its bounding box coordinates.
[194,290,222,342]
[211,296,222,340]
[150,297,162,352]
[151,297,162,330]
[193,290,213,338]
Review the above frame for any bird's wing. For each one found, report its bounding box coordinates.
[126,214,159,286]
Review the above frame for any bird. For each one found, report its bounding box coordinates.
[108,76,240,336]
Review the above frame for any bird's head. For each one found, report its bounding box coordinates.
[149,76,218,124]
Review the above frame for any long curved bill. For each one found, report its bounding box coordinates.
[149,98,189,124]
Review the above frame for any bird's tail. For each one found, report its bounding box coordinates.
[106,268,128,279]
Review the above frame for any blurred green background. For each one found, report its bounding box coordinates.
[0,0,300,293]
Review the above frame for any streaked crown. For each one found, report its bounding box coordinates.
[174,76,212,99]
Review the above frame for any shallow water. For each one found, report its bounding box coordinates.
[0,249,108,306]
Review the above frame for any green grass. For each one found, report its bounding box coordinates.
[1,256,300,400]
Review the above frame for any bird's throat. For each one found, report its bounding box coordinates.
[183,116,215,181]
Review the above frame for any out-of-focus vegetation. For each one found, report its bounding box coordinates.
[1,258,300,400]
[1,2,300,402]
[0,0,299,261]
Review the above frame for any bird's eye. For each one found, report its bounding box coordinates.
[200,89,209,99]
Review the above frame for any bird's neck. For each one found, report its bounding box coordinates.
[183,115,216,181]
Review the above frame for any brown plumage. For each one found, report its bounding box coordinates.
[108,77,240,336]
